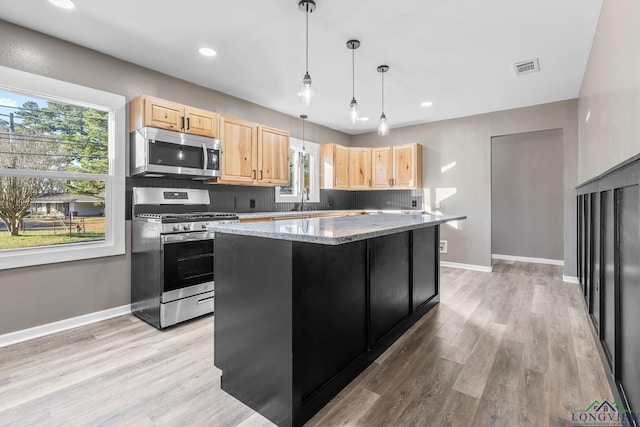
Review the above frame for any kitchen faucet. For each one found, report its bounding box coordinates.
[299,187,309,211]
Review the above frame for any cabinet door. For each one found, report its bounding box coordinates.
[185,106,218,138]
[369,232,410,344]
[334,145,349,189]
[348,148,371,189]
[371,147,392,189]
[258,126,289,186]
[143,96,184,132]
[393,144,421,188]
[413,226,438,310]
[220,116,257,183]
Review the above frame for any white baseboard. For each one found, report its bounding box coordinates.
[0,304,131,348]
[563,275,579,284]
[492,254,564,266]
[441,261,493,272]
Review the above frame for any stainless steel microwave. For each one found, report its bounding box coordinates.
[130,127,221,179]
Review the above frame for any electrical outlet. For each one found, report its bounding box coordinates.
[412,199,417,207]
[439,240,448,254]
[250,199,256,208]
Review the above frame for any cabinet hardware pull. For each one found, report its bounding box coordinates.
[389,178,393,186]
[252,170,256,180]
[187,117,190,130]
[181,117,185,130]
[260,170,263,180]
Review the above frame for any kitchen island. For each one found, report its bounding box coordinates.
[211,213,465,427]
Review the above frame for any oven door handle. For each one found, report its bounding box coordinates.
[162,232,214,244]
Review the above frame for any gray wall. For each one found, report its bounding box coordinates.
[491,129,564,260]
[578,0,640,183]
[0,20,350,335]
[352,100,578,275]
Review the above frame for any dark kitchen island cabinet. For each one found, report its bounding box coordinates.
[211,213,464,427]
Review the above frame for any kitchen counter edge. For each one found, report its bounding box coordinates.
[209,213,466,245]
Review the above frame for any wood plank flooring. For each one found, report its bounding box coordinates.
[0,261,612,426]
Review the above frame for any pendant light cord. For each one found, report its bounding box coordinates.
[352,49,355,99]
[305,6,309,74]
[381,71,385,115]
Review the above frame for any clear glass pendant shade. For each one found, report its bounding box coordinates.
[350,98,359,124]
[300,73,313,106]
[378,113,389,136]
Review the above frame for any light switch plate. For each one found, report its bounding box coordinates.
[439,240,448,254]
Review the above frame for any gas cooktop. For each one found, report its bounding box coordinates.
[136,212,237,221]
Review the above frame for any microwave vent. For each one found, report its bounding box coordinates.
[513,58,540,76]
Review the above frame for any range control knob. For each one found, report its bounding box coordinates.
[202,224,207,229]
[172,225,180,232]
[183,224,191,231]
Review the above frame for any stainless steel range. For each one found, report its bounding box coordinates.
[131,187,238,329]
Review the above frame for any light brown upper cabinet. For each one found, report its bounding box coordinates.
[371,143,422,189]
[348,147,372,189]
[392,143,422,188]
[219,115,258,184]
[130,95,218,138]
[371,147,393,189]
[218,116,289,187]
[320,144,349,189]
[257,126,290,186]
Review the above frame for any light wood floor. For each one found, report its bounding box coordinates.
[0,261,612,426]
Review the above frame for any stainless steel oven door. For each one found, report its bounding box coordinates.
[161,231,215,303]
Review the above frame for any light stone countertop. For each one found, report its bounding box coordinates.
[209,213,466,245]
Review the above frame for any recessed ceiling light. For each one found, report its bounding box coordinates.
[49,0,75,9]
[421,101,433,108]
[198,47,217,57]
[357,117,369,122]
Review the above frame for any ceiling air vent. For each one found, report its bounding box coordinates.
[513,58,540,76]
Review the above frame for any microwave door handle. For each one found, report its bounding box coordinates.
[202,143,207,172]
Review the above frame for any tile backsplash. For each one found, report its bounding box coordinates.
[126,177,421,219]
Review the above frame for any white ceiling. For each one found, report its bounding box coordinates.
[0,0,602,135]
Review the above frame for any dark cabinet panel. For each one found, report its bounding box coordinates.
[369,232,411,344]
[584,195,592,303]
[601,190,616,371]
[617,185,640,413]
[293,240,368,402]
[578,194,584,287]
[590,193,601,329]
[413,227,438,310]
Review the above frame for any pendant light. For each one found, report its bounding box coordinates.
[346,40,361,124]
[377,65,390,136]
[298,0,316,106]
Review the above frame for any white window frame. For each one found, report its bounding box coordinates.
[0,66,126,270]
[275,137,320,203]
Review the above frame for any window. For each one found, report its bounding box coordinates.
[275,137,320,203]
[0,66,125,270]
